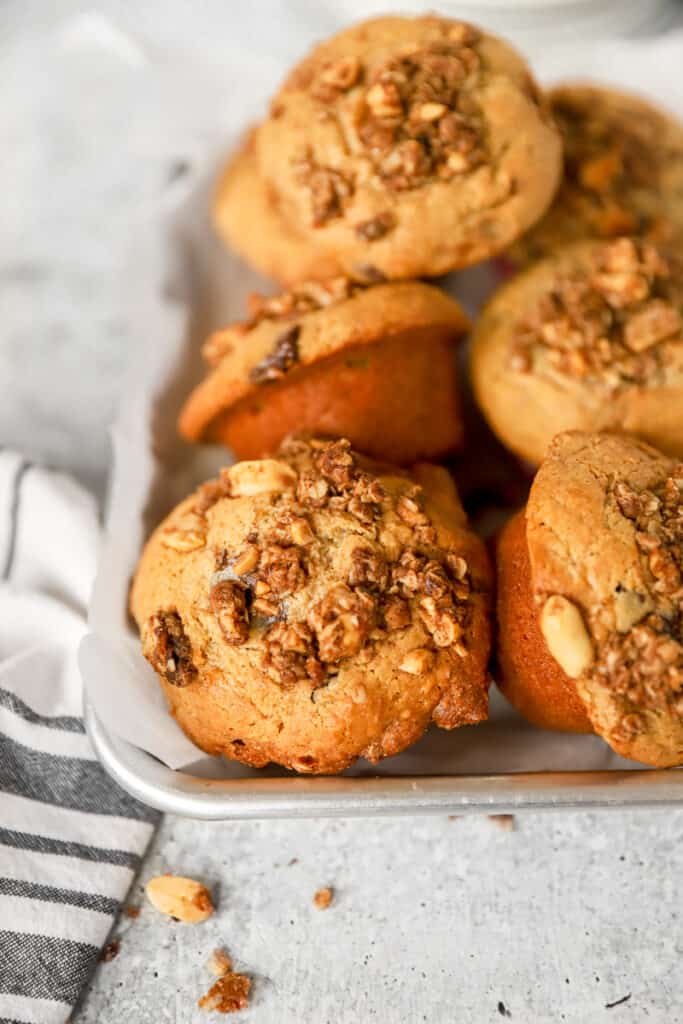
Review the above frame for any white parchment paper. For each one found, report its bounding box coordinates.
[79,21,683,777]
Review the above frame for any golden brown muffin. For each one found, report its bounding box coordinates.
[130,438,493,774]
[508,84,683,267]
[216,15,561,284]
[496,431,683,767]
[179,276,470,465]
[471,237,683,465]
[213,129,343,286]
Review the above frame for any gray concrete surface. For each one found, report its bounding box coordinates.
[2,3,682,1021]
[74,812,683,1023]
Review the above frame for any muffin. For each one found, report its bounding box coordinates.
[213,129,343,286]
[179,276,470,465]
[215,15,562,283]
[130,438,493,774]
[471,237,683,465]
[508,84,683,267]
[496,431,683,767]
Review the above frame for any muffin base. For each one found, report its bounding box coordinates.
[495,509,592,733]
[207,326,464,465]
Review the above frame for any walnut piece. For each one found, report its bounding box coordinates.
[308,584,377,662]
[148,611,197,687]
[145,875,213,923]
[357,35,484,191]
[210,580,250,645]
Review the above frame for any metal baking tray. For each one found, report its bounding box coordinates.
[85,702,683,819]
[81,164,683,820]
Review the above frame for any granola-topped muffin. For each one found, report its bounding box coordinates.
[179,276,469,465]
[130,439,492,774]
[471,237,683,464]
[216,15,561,283]
[508,84,683,267]
[496,432,683,767]
[213,129,343,286]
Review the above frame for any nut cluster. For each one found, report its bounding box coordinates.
[596,468,683,724]
[145,439,476,694]
[510,239,683,388]
[357,30,484,191]
[291,21,486,225]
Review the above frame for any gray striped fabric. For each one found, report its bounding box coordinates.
[0,451,159,1024]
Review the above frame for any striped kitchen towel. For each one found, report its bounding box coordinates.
[0,451,159,1024]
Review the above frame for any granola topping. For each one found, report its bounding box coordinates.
[148,610,197,687]
[591,467,683,717]
[285,21,487,220]
[510,239,683,389]
[179,439,477,691]
[210,580,250,645]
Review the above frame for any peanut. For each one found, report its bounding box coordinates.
[540,595,594,678]
[145,874,214,923]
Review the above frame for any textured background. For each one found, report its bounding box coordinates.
[2,3,682,1021]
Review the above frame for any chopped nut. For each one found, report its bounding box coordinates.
[623,299,681,352]
[224,459,298,497]
[249,324,301,383]
[415,101,447,121]
[383,596,412,631]
[396,488,429,527]
[419,597,462,648]
[259,544,306,596]
[208,949,233,978]
[313,886,334,909]
[199,972,251,1014]
[289,516,315,546]
[308,584,377,662]
[540,595,594,678]
[210,580,250,645]
[147,611,197,687]
[160,525,205,553]
[366,81,403,119]
[399,648,434,674]
[231,544,260,577]
[145,875,214,923]
[614,588,652,633]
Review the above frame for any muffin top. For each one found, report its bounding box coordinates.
[471,237,683,463]
[254,15,561,280]
[508,84,683,266]
[527,431,683,766]
[179,276,469,443]
[130,438,492,774]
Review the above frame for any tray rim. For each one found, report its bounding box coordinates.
[85,701,683,820]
